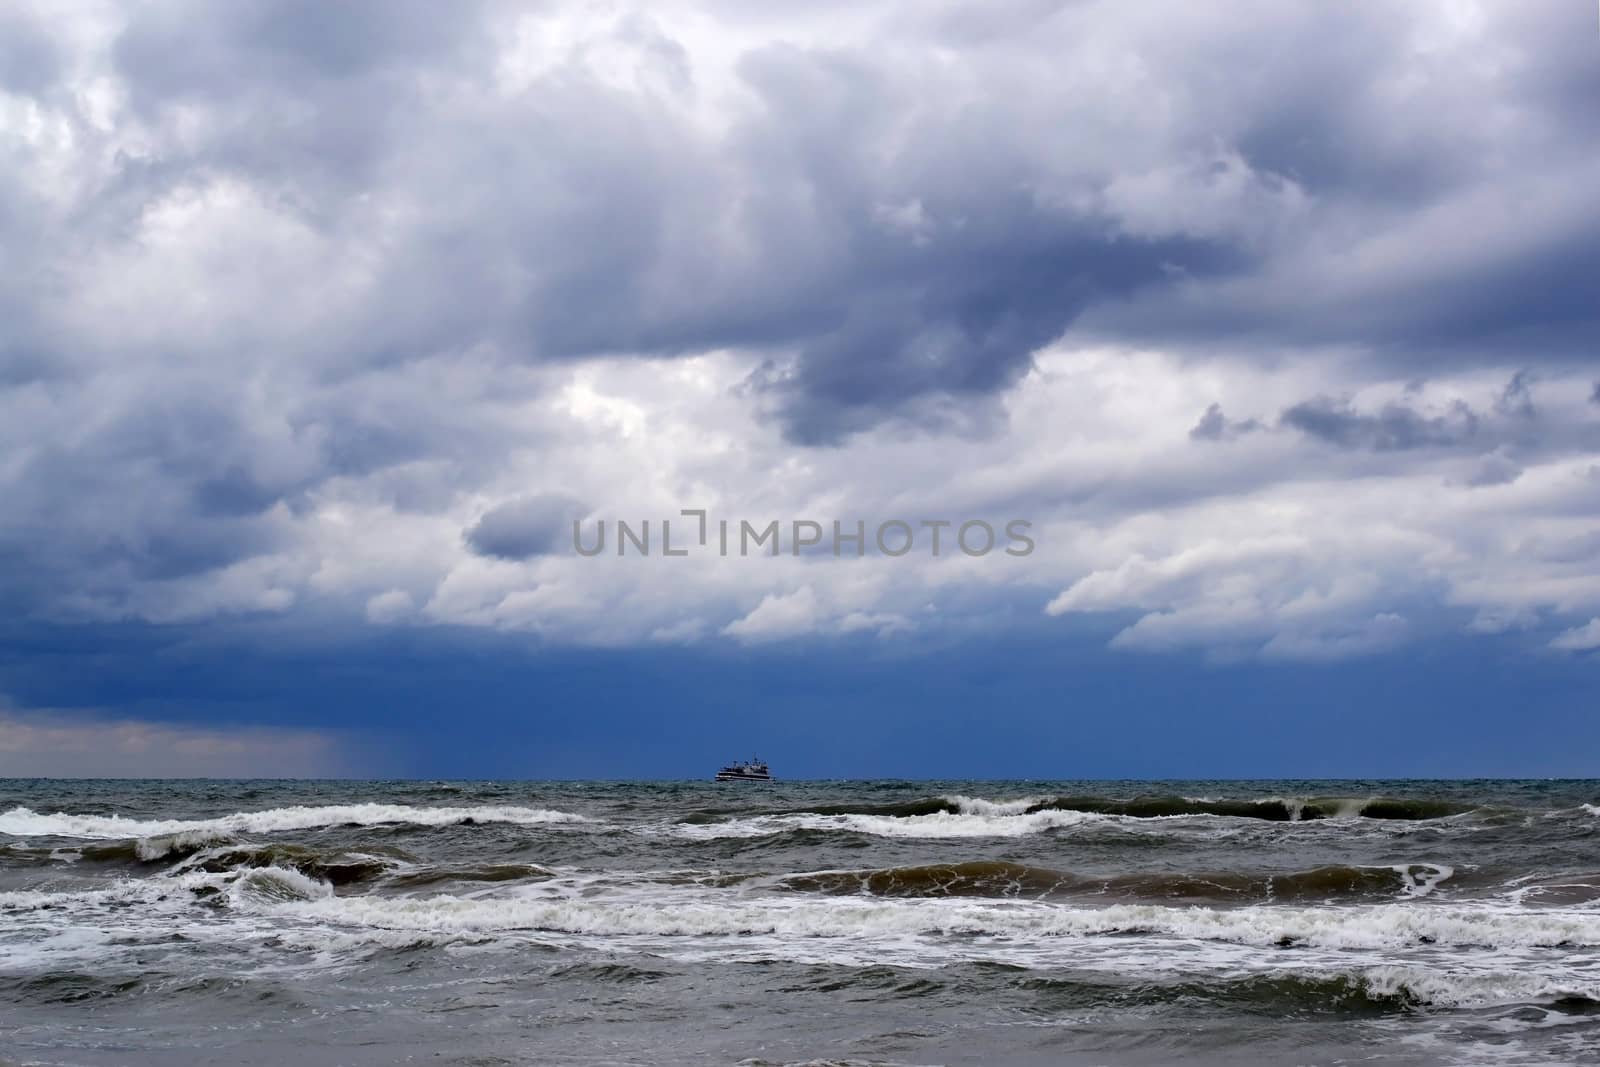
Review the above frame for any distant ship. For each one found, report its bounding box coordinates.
[715,756,772,782]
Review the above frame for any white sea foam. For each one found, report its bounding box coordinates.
[229,865,335,904]
[1396,863,1455,897]
[0,884,141,910]
[270,888,1600,952]
[0,803,590,840]
[1355,964,1600,1009]
[670,808,1101,840]
[941,794,1047,816]
[1582,804,1600,818]
[10,868,1600,1016]
[135,829,238,861]
[1315,797,1378,819]
[673,796,1487,841]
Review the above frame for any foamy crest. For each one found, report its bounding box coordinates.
[229,866,335,904]
[1395,863,1454,897]
[273,890,1600,952]
[941,795,1046,817]
[135,829,239,861]
[0,803,590,840]
[1356,964,1600,1009]
[671,808,1101,840]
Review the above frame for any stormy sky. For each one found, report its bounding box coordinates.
[1,0,1597,776]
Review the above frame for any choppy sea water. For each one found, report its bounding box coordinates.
[3,779,1599,1066]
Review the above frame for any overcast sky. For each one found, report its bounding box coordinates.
[1,0,1596,777]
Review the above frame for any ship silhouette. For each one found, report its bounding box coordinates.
[714,756,772,782]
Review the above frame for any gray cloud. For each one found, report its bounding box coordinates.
[114,0,489,95]
[1496,371,1536,420]
[1190,403,1263,442]
[1,0,1597,651]
[1280,397,1480,452]
[1464,449,1523,489]
[1069,1,1600,369]
[1275,370,1599,462]
[14,3,1596,429]
[465,494,587,561]
[0,7,61,95]
[73,0,1597,444]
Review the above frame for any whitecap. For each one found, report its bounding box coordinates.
[0,803,591,840]
[668,808,1101,840]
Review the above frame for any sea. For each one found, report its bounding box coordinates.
[2,779,1599,1066]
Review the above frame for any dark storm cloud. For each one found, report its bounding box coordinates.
[0,354,529,619]
[0,393,294,613]
[2,0,1598,631]
[464,494,587,561]
[28,0,1583,445]
[1069,1,1600,369]
[46,4,1307,442]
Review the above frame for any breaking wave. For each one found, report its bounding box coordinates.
[671,808,1102,840]
[6,779,1598,1064]
[774,861,1456,903]
[674,793,1483,839]
[770,794,1476,823]
[266,891,1600,953]
[169,842,409,886]
[782,796,1040,819]
[1021,968,1600,1014]
[0,803,591,841]
[229,865,336,905]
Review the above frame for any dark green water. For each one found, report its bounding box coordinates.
[3,779,1599,1065]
